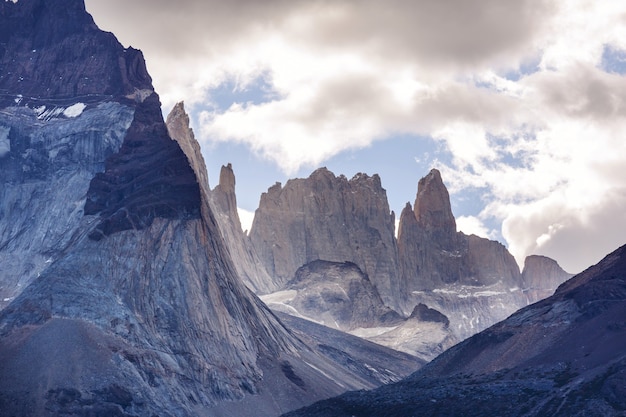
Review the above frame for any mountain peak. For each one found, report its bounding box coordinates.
[218,162,236,193]
[414,168,456,234]
[0,0,152,108]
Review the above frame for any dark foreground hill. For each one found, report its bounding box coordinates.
[284,243,626,417]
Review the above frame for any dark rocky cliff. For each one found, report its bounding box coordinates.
[0,0,151,108]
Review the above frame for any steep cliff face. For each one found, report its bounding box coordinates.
[250,168,401,309]
[251,167,570,344]
[0,0,152,110]
[0,2,413,416]
[398,169,521,292]
[286,243,626,417]
[521,254,573,301]
[398,169,547,339]
[209,162,277,294]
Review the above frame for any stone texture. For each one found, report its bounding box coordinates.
[250,168,401,309]
[268,260,403,331]
[207,162,276,294]
[251,166,570,344]
[398,169,521,292]
[165,103,277,294]
[261,260,457,361]
[84,94,202,240]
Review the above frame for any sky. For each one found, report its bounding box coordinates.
[84,0,626,274]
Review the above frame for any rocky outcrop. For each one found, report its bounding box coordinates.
[265,260,402,330]
[286,243,626,417]
[0,0,145,309]
[84,93,202,240]
[0,2,417,416]
[250,168,401,309]
[261,260,457,361]
[0,0,152,108]
[209,163,276,294]
[521,254,573,301]
[398,169,521,292]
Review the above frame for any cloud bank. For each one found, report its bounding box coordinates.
[86,0,626,272]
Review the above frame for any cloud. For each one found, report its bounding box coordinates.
[85,0,626,272]
[237,207,255,235]
[456,215,495,240]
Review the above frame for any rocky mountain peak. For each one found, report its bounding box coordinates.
[413,168,456,235]
[250,167,400,308]
[217,162,236,193]
[165,101,210,193]
[83,87,201,240]
[211,162,242,233]
[0,0,152,108]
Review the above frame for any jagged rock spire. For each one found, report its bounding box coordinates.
[413,168,456,238]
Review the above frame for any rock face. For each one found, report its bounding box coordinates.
[209,162,276,294]
[84,93,202,240]
[0,0,152,110]
[285,243,626,417]
[0,0,143,308]
[0,2,419,416]
[397,169,560,339]
[165,103,275,294]
[521,254,573,301]
[265,260,402,330]
[398,169,521,292]
[250,168,401,309]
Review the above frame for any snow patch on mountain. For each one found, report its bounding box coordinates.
[0,126,9,157]
[63,102,86,118]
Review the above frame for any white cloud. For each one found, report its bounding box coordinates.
[85,0,626,272]
[456,215,495,240]
[237,207,255,235]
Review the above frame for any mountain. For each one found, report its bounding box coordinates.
[249,166,571,348]
[260,260,458,361]
[0,1,421,416]
[283,243,626,417]
[397,169,572,340]
[521,254,574,301]
[249,168,402,309]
